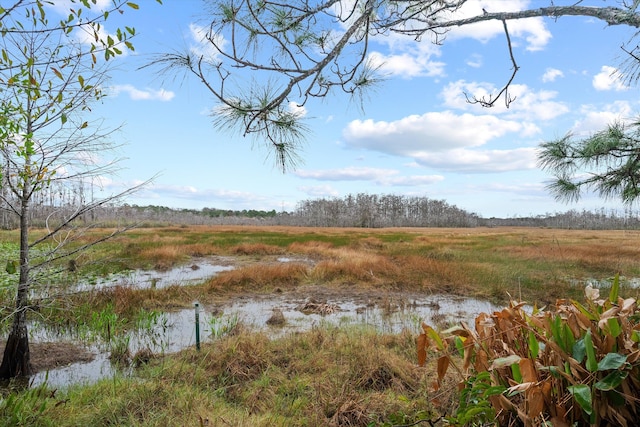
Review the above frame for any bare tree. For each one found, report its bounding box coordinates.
[0,1,157,379]
[152,0,640,171]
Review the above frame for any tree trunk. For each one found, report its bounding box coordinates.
[0,165,32,379]
[0,308,31,379]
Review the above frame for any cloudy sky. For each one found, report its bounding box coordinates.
[58,0,640,218]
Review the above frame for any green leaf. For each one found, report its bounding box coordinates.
[573,338,586,363]
[127,2,139,9]
[5,260,16,274]
[597,353,627,371]
[595,370,628,391]
[584,330,598,372]
[606,317,622,338]
[563,322,575,353]
[454,336,464,358]
[572,299,598,321]
[492,354,521,369]
[609,274,620,304]
[528,330,539,359]
[425,326,444,351]
[61,113,67,125]
[568,384,592,415]
[511,363,522,383]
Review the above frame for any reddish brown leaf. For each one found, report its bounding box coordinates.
[519,358,537,383]
[525,384,545,419]
[417,333,427,367]
[436,355,449,385]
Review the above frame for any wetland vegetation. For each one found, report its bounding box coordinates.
[1,225,639,426]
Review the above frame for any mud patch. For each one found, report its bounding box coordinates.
[0,341,94,374]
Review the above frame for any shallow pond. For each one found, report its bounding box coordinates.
[27,258,503,389]
[30,292,501,388]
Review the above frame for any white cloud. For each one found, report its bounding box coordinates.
[542,68,564,83]
[342,111,523,155]
[368,50,445,79]
[466,54,483,68]
[189,23,225,63]
[295,167,443,186]
[446,0,552,51]
[592,66,628,91]
[137,183,269,206]
[383,175,445,186]
[295,167,399,181]
[571,101,634,135]
[298,185,340,197]
[413,147,538,173]
[110,84,175,101]
[440,80,568,122]
[288,101,307,118]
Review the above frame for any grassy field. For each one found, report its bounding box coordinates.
[1,225,639,426]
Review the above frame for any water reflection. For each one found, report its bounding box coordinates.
[30,292,501,388]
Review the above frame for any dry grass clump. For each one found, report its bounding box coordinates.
[351,236,386,250]
[157,326,432,426]
[181,242,222,257]
[207,262,308,292]
[287,240,335,257]
[230,242,283,255]
[137,245,186,270]
[311,249,400,284]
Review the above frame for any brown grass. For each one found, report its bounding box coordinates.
[311,250,400,284]
[287,240,335,256]
[230,243,284,256]
[207,262,309,292]
[158,326,430,426]
[137,245,186,270]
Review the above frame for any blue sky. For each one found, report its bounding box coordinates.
[60,0,640,218]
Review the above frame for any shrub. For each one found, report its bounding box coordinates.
[419,275,640,426]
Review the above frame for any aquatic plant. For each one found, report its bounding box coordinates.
[419,275,640,425]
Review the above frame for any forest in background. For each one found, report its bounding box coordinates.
[2,182,638,230]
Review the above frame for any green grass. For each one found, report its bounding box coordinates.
[2,225,640,425]
[16,326,433,427]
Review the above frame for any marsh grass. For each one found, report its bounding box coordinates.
[8,326,434,426]
[3,226,640,425]
[206,262,308,291]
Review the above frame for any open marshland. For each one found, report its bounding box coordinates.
[1,225,639,426]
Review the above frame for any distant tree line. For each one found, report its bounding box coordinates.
[2,187,640,230]
[288,194,480,227]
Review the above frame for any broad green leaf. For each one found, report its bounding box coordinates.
[609,274,620,304]
[127,2,139,9]
[563,323,575,353]
[573,338,586,363]
[568,384,592,415]
[551,315,564,351]
[61,113,67,125]
[584,330,598,372]
[597,353,627,371]
[632,330,640,343]
[595,370,628,391]
[606,318,622,338]
[511,362,522,383]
